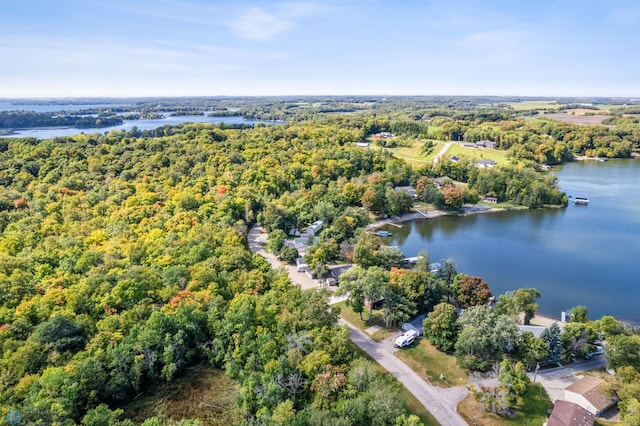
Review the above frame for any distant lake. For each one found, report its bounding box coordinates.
[382,160,640,324]
[0,103,278,139]
[0,102,128,113]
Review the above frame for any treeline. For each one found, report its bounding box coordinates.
[0,109,625,423]
[0,121,432,424]
[0,111,123,129]
[424,116,637,162]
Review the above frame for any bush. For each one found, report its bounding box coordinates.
[279,246,299,263]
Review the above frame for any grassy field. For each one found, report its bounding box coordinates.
[445,143,511,165]
[458,383,553,425]
[122,364,240,425]
[477,200,528,210]
[395,339,468,388]
[373,139,444,165]
[335,301,397,341]
[506,101,560,111]
[595,104,626,113]
[539,112,610,125]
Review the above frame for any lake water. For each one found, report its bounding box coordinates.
[383,160,640,324]
[0,102,275,139]
[0,102,128,113]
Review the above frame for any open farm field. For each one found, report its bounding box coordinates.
[541,112,611,125]
[506,101,560,111]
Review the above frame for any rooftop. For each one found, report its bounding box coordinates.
[565,376,615,413]
[547,400,594,426]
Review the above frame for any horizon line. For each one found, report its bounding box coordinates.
[2,94,640,100]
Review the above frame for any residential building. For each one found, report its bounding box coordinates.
[433,176,454,188]
[394,185,417,199]
[564,376,618,416]
[476,140,497,149]
[306,220,323,236]
[546,400,594,426]
[372,131,395,139]
[476,159,497,168]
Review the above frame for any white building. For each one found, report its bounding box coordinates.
[306,220,323,236]
[564,376,617,416]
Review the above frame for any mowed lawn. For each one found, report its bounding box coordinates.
[372,139,444,165]
[458,383,553,426]
[336,301,398,341]
[445,143,511,165]
[395,338,467,388]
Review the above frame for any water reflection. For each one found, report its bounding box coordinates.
[382,160,640,323]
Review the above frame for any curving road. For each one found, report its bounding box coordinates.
[340,318,469,425]
[248,224,469,424]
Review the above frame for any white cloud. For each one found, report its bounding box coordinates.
[0,35,245,78]
[229,2,321,41]
[229,7,292,41]
[463,30,521,47]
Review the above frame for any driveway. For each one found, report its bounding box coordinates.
[248,224,319,290]
[433,141,454,163]
[533,356,608,402]
[340,318,469,426]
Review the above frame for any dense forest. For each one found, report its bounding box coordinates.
[0,111,123,130]
[1,98,640,424]
[0,121,430,425]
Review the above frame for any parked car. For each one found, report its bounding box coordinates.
[394,329,418,348]
[584,345,605,360]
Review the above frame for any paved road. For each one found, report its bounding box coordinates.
[340,318,469,426]
[249,224,469,424]
[248,224,320,290]
[533,356,608,402]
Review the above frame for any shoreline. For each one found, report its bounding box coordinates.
[573,154,640,161]
[525,313,566,328]
[366,206,507,231]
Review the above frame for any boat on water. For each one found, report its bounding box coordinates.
[572,197,589,205]
[376,230,392,237]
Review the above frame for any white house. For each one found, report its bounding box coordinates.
[476,159,497,169]
[564,376,617,416]
[517,325,557,339]
[306,220,323,236]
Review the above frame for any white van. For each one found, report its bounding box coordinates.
[394,329,418,348]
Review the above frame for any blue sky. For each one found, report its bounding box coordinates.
[1,0,639,97]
